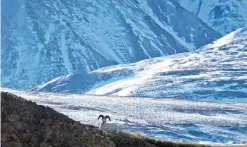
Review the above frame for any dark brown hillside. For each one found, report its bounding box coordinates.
[1,92,115,147]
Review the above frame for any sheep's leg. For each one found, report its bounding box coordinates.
[116,127,120,133]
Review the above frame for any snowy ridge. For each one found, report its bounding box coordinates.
[1,0,221,89]
[37,27,247,101]
[177,0,247,35]
[3,88,247,144]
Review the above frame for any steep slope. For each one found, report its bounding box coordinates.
[3,88,247,144]
[2,91,226,147]
[176,0,247,35]
[1,0,221,89]
[37,27,247,101]
[1,92,115,147]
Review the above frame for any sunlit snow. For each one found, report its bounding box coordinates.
[38,27,247,101]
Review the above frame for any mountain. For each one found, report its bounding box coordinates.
[176,0,247,35]
[36,26,247,101]
[1,0,221,89]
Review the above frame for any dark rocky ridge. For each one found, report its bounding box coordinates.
[1,92,115,147]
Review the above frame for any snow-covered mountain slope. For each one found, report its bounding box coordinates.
[37,27,247,101]
[3,88,247,144]
[1,0,221,89]
[176,0,247,35]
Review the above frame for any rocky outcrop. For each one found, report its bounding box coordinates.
[1,92,115,147]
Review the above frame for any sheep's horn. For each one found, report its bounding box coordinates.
[105,115,111,121]
[98,115,104,120]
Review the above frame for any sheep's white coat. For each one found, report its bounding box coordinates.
[100,123,121,133]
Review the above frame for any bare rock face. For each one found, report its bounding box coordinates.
[1,92,115,147]
[176,0,247,35]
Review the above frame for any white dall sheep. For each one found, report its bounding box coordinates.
[98,115,121,133]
